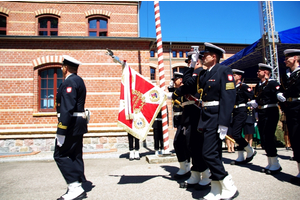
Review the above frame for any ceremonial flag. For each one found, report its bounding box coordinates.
[117,62,166,141]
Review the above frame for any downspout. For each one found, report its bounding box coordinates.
[169,42,173,128]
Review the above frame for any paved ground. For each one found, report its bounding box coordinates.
[0,143,299,200]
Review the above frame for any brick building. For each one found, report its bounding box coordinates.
[0,1,247,153]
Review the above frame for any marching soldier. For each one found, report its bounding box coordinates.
[173,50,211,189]
[230,69,256,165]
[196,43,238,200]
[54,55,88,200]
[281,49,300,185]
[168,72,191,179]
[249,63,286,175]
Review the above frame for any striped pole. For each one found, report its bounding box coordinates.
[154,0,170,154]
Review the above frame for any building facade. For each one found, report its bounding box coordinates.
[0,1,247,153]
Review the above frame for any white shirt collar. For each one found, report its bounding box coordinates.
[65,73,73,80]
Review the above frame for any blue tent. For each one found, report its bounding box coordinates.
[221,26,300,71]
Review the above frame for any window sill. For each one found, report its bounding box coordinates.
[33,112,57,117]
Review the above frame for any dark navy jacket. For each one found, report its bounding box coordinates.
[56,73,87,136]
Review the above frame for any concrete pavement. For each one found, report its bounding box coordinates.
[0,144,299,200]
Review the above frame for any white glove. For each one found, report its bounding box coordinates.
[218,125,228,140]
[56,134,65,147]
[190,53,199,68]
[249,100,258,109]
[167,92,172,99]
[169,80,174,88]
[277,93,286,102]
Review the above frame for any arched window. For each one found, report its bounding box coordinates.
[88,17,108,36]
[38,16,58,36]
[0,15,7,35]
[38,67,63,111]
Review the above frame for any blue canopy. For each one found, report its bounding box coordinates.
[221,26,300,70]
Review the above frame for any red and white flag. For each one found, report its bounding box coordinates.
[117,62,166,141]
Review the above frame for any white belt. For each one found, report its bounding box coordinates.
[174,112,183,116]
[155,118,162,121]
[57,112,85,118]
[234,103,246,108]
[182,101,194,107]
[257,104,278,109]
[287,97,300,102]
[202,101,219,107]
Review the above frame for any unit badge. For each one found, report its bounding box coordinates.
[66,87,72,93]
[149,90,160,102]
[134,117,146,129]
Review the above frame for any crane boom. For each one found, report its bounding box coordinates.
[259,1,280,82]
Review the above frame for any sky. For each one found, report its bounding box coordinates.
[139,1,300,44]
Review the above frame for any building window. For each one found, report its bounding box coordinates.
[0,15,6,35]
[38,16,58,36]
[150,50,155,57]
[39,67,63,111]
[88,17,108,36]
[150,67,156,80]
[172,51,177,58]
[172,67,185,75]
[179,51,183,58]
[186,51,189,57]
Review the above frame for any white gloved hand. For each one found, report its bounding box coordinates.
[167,92,172,99]
[249,100,258,108]
[190,53,199,68]
[169,80,174,88]
[218,125,228,140]
[277,93,286,102]
[56,134,65,147]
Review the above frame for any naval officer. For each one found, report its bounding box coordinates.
[54,55,88,200]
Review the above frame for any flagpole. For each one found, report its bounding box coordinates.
[154,0,170,154]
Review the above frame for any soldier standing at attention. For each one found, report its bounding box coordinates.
[168,72,191,179]
[230,69,256,165]
[281,49,300,185]
[249,63,286,175]
[54,55,88,200]
[196,43,238,200]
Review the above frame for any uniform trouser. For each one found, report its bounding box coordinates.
[173,124,190,163]
[231,109,249,150]
[128,133,139,151]
[153,127,164,151]
[54,134,85,184]
[188,123,208,172]
[285,103,300,163]
[257,107,279,157]
[202,128,228,180]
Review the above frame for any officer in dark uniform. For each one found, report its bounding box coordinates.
[193,43,238,200]
[168,72,191,179]
[172,50,211,189]
[249,63,286,175]
[230,69,256,165]
[54,55,88,200]
[281,49,300,185]
[152,109,164,155]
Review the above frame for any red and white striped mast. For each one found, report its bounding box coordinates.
[154,0,170,154]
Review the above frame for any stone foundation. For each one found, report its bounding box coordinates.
[0,134,155,153]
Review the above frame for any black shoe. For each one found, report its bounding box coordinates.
[261,168,268,173]
[179,181,197,189]
[57,191,87,200]
[194,182,210,190]
[244,150,257,163]
[290,177,300,185]
[173,171,191,180]
[266,167,282,175]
